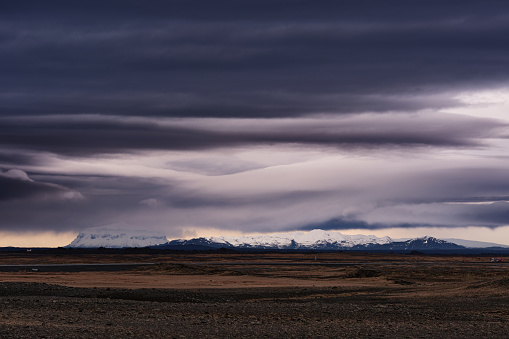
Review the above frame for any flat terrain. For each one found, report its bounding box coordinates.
[0,251,508,338]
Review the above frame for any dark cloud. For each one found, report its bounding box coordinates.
[300,218,449,231]
[376,202,509,229]
[299,202,509,232]
[164,189,335,209]
[2,162,509,233]
[1,1,509,118]
[3,1,508,27]
[0,173,163,232]
[303,201,509,231]
[0,170,83,202]
[466,201,509,225]
[0,113,502,156]
[292,166,509,230]
[300,218,373,231]
[0,152,39,166]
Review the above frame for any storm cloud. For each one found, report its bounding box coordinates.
[2,1,509,243]
[0,169,83,202]
[0,113,504,156]
[2,1,509,118]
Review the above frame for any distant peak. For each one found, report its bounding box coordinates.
[66,228,168,248]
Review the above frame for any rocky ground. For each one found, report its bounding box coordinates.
[0,252,508,338]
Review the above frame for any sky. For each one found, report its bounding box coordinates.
[2,1,509,247]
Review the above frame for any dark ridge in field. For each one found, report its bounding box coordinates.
[0,282,392,303]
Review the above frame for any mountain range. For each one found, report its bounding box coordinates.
[162,230,463,251]
[65,228,508,251]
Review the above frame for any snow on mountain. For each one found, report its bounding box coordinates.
[391,236,463,250]
[65,228,469,250]
[165,230,469,251]
[444,238,509,248]
[66,228,169,248]
[177,229,392,249]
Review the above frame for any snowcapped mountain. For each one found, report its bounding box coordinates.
[164,231,467,251]
[65,228,467,251]
[377,236,465,251]
[166,229,393,250]
[210,229,392,249]
[66,228,168,248]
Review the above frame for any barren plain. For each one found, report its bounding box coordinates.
[0,251,508,338]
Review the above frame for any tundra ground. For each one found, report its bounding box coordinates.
[0,252,508,338]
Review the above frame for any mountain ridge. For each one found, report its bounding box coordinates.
[66,228,506,251]
[163,233,464,251]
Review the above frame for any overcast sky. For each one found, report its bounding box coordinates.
[2,1,509,246]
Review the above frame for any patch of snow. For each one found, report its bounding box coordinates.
[66,228,169,248]
[209,229,392,249]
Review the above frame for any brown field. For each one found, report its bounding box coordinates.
[0,251,508,338]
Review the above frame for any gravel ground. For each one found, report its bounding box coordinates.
[0,282,508,338]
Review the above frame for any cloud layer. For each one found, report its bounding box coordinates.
[2,1,509,118]
[0,113,504,156]
[1,1,509,241]
[0,169,83,202]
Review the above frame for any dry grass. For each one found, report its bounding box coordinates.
[0,252,507,295]
[0,252,508,338]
